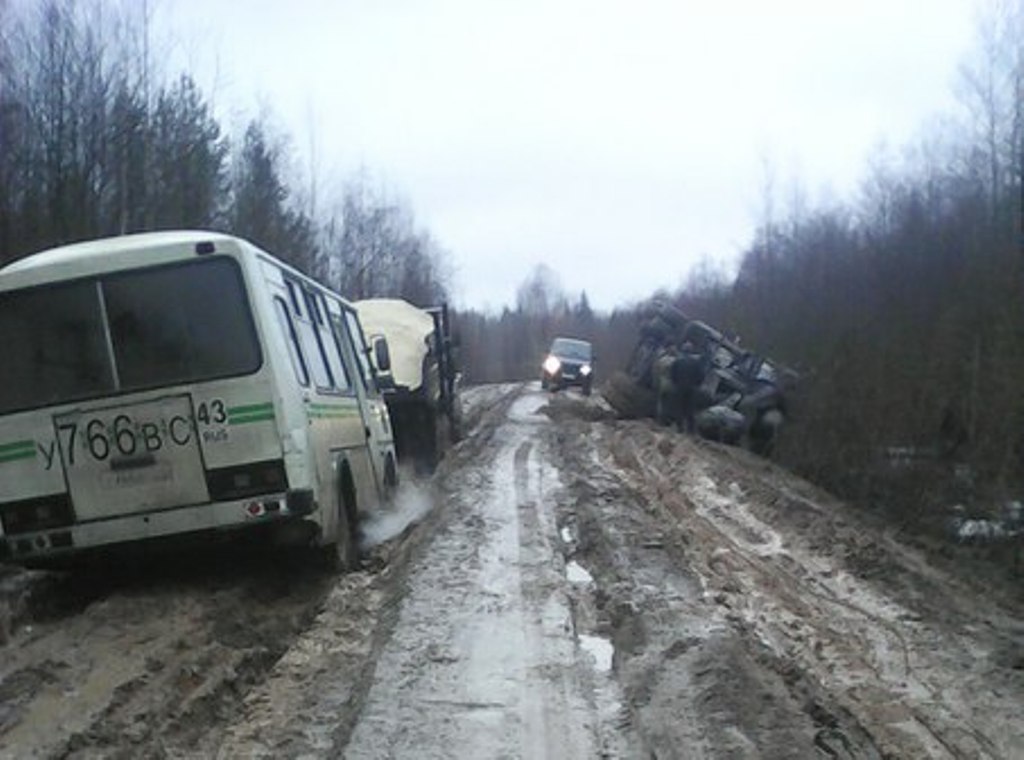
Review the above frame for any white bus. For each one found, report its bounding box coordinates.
[0,231,397,569]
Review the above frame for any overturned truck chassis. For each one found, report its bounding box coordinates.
[603,302,796,456]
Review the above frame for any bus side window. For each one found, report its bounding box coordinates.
[273,296,309,386]
[328,313,361,388]
[308,291,325,325]
[307,290,353,394]
[285,280,303,317]
[284,279,332,391]
[343,308,375,392]
[300,288,338,392]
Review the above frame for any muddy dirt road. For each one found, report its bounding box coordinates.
[0,383,1022,758]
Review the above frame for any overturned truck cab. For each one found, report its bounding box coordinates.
[355,299,462,474]
[603,301,796,456]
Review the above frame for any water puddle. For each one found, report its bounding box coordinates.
[509,394,547,422]
[579,634,614,672]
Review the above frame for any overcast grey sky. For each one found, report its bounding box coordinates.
[162,0,978,311]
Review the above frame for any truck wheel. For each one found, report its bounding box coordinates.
[383,455,399,503]
[582,381,592,397]
[433,413,450,468]
[449,406,463,444]
[415,413,440,475]
[748,409,784,457]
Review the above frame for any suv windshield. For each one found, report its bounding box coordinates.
[550,338,592,361]
[0,256,261,414]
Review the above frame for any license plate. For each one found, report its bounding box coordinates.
[54,395,210,519]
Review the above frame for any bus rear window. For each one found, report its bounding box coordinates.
[105,259,260,389]
[0,281,113,413]
[0,257,261,414]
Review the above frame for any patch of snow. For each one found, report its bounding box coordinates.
[691,473,784,557]
[954,518,1010,542]
[565,560,594,585]
[579,634,614,673]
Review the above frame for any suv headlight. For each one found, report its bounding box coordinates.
[543,355,561,374]
[580,364,592,376]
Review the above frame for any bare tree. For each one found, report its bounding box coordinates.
[319,175,449,304]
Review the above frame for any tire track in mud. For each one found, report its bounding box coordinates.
[558,404,1022,760]
[0,552,338,758]
[342,391,539,759]
[511,433,633,760]
[343,387,630,759]
[627,443,1014,760]
[547,412,865,759]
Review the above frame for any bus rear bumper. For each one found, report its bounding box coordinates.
[0,491,318,564]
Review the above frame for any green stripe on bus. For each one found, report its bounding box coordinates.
[228,412,276,425]
[307,406,360,419]
[0,440,34,455]
[0,448,36,464]
[227,402,274,416]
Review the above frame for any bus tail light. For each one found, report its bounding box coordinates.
[206,459,288,501]
[243,499,284,519]
[0,494,75,535]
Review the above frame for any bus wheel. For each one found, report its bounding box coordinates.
[320,467,359,572]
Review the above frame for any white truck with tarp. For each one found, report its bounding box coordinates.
[355,299,461,473]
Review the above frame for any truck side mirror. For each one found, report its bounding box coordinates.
[372,335,392,373]
[370,335,396,391]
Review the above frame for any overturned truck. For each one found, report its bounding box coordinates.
[356,299,462,473]
[603,302,796,456]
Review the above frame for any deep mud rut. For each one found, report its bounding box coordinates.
[0,383,1022,758]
